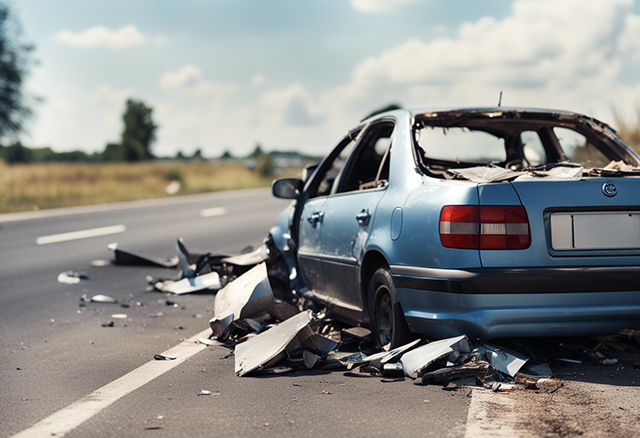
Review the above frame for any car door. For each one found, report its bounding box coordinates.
[295,131,360,293]
[317,121,395,312]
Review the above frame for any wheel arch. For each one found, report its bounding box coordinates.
[360,249,391,323]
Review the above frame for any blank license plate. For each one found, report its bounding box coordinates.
[550,211,640,250]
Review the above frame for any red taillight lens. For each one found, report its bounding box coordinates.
[440,205,530,250]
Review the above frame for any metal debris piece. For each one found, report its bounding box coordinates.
[382,363,404,377]
[108,242,178,268]
[234,310,314,377]
[304,350,321,369]
[198,338,218,346]
[90,259,110,267]
[518,362,553,379]
[154,354,177,360]
[268,301,300,321]
[101,321,114,327]
[341,327,372,342]
[57,271,87,284]
[256,366,294,375]
[198,390,211,396]
[91,294,117,303]
[210,263,275,339]
[111,314,127,319]
[222,245,269,267]
[342,338,422,372]
[309,334,339,356]
[400,335,470,378]
[473,343,528,377]
[158,271,222,295]
[415,360,491,386]
[489,382,515,392]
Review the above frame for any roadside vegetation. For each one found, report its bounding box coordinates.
[0,160,300,214]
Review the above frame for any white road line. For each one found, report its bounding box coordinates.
[464,388,520,437]
[0,187,269,224]
[200,207,228,218]
[36,225,126,245]
[11,329,211,438]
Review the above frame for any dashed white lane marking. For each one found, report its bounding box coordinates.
[200,207,228,218]
[464,388,521,437]
[36,224,127,245]
[11,329,211,438]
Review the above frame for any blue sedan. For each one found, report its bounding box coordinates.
[270,107,640,348]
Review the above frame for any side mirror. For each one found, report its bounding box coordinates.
[272,178,303,199]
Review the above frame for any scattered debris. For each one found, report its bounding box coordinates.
[400,335,470,378]
[87,294,117,304]
[108,242,178,268]
[210,263,275,339]
[101,321,114,328]
[154,354,177,361]
[234,310,316,376]
[57,271,87,284]
[111,314,127,319]
[157,272,222,295]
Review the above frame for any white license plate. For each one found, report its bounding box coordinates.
[550,211,640,250]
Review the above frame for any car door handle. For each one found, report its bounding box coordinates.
[356,209,371,225]
[307,211,324,226]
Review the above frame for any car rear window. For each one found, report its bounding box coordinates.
[553,127,610,168]
[415,126,506,162]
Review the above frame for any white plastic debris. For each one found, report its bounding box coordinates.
[210,263,275,339]
[111,314,127,319]
[473,343,528,377]
[165,181,181,195]
[400,335,470,378]
[159,271,222,295]
[57,271,86,284]
[234,310,314,377]
[90,294,117,303]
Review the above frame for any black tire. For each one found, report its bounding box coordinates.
[368,267,415,349]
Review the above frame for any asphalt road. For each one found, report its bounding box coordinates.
[2,188,638,438]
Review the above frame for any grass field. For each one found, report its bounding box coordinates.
[0,161,295,214]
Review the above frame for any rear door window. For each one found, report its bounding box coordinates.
[416,126,506,162]
[554,127,610,167]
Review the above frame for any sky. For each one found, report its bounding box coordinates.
[13,0,640,157]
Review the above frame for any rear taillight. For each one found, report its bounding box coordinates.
[440,205,530,250]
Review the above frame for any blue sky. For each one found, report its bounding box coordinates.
[14,0,640,157]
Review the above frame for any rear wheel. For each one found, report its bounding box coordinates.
[368,267,414,349]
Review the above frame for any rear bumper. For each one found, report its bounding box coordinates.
[390,265,640,340]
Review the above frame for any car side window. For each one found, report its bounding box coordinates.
[309,133,360,198]
[521,131,547,166]
[554,127,610,167]
[337,122,395,193]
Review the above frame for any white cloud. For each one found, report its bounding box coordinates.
[54,25,160,49]
[351,0,421,13]
[250,74,265,88]
[159,65,238,97]
[90,85,135,107]
[322,0,640,126]
[259,83,323,126]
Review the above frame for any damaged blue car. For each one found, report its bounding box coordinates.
[270,107,640,347]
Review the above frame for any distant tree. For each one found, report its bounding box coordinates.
[120,99,157,161]
[192,148,204,160]
[0,4,35,141]
[256,154,273,177]
[248,143,264,158]
[220,149,233,160]
[175,150,185,160]
[3,140,32,163]
[362,103,403,121]
[103,142,125,161]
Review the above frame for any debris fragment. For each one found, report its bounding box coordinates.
[90,259,110,267]
[57,271,87,284]
[157,271,222,295]
[154,354,177,361]
[108,242,178,268]
[111,314,127,319]
[473,343,528,377]
[222,245,269,267]
[400,335,470,378]
[234,310,315,377]
[89,294,117,304]
[341,327,372,342]
[210,263,275,339]
[101,321,114,327]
